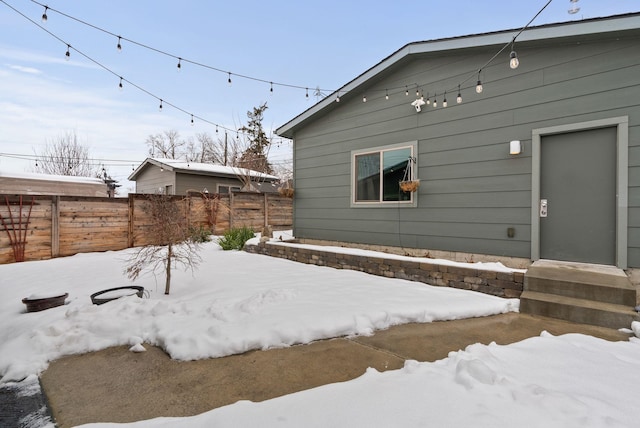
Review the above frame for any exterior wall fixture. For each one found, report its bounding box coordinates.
[411,97,426,112]
[510,140,522,155]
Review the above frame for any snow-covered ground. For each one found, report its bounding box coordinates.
[1,237,639,427]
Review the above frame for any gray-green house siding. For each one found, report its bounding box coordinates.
[286,23,640,266]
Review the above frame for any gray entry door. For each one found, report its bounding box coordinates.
[540,127,617,265]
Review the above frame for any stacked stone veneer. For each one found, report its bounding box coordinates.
[245,241,524,298]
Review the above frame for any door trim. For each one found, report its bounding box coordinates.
[531,116,629,268]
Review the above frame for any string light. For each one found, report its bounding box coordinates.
[569,0,580,15]
[270,82,273,93]
[158,99,163,112]
[305,88,309,98]
[405,86,409,96]
[65,44,70,60]
[41,5,47,22]
[433,96,437,108]
[385,89,389,100]
[10,0,552,125]
[190,114,194,126]
[215,125,219,134]
[456,85,462,104]
[23,0,549,108]
[443,91,448,108]
[118,77,123,90]
[415,88,420,97]
[116,36,122,51]
[177,57,182,71]
[425,93,430,105]
[362,94,367,103]
[509,42,519,69]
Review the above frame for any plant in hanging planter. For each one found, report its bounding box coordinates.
[399,179,420,193]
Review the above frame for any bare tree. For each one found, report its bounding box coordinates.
[124,194,201,295]
[33,131,98,177]
[146,130,184,159]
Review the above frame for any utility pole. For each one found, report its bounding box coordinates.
[224,131,228,166]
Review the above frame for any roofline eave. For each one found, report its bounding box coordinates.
[276,13,640,139]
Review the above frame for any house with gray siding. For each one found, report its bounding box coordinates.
[129,158,279,195]
[276,14,640,327]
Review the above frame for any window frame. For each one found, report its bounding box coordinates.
[350,141,418,208]
[217,184,241,194]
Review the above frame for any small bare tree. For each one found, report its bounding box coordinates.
[125,194,201,295]
[33,131,98,177]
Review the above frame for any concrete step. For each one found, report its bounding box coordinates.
[520,290,640,329]
[525,260,636,306]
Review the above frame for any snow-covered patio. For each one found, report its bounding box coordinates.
[1,238,639,427]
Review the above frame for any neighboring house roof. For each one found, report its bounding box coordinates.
[276,13,640,138]
[128,158,279,182]
[0,171,107,196]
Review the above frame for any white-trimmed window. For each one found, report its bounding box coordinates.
[217,185,241,194]
[351,141,417,206]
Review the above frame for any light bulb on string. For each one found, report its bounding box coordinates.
[336,92,340,103]
[41,6,48,22]
[476,70,483,93]
[227,72,232,86]
[426,93,430,105]
[65,45,70,61]
[509,43,519,69]
[270,82,274,93]
[118,77,123,91]
[456,85,462,104]
[433,96,437,108]
[215,125,219,134]
[443,91,448,108]
[405,86,409,96]
[362,94,367,103]
[117,36,122,52]
[191,114,194,126]
[416,88,420,97]
[305,88,309,99]
[385,89,389,100]
[35,159,39,168]
[159,99,163,112]
[177,58,182,71]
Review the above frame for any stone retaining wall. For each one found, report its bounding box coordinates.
[245,241,524,298]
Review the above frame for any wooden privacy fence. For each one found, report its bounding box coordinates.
[0,192,292,264]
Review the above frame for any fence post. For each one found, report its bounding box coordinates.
[229,191,234,229]
[264,193,269,227]
[128,194,135,248]
[51,195,60,258]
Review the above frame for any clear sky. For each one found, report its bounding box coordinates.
[0,0,637,190]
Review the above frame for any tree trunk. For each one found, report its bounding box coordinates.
[165,243,172,295]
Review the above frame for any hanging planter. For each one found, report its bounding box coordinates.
[399,179,420,193]
[399,156,419,193]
